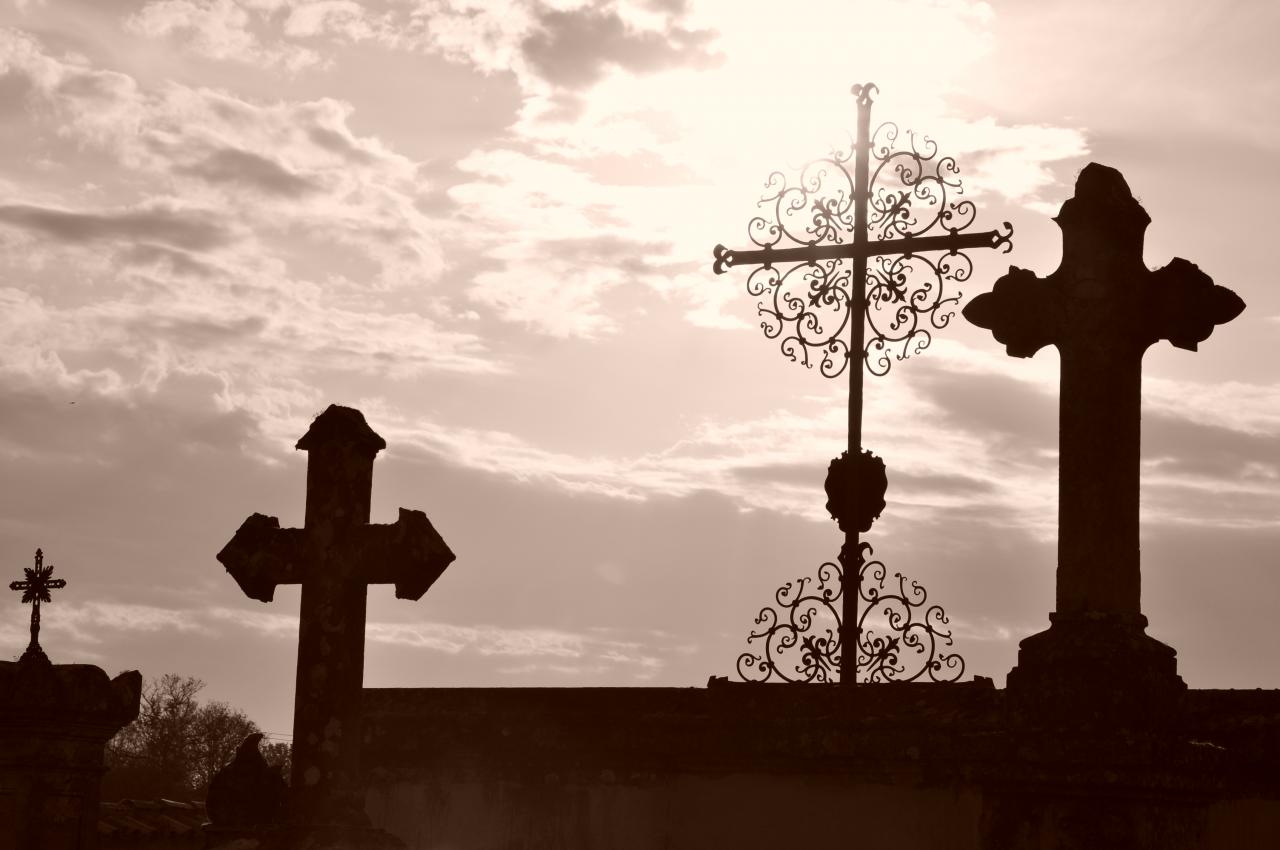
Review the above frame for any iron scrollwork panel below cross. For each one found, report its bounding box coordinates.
[736,542,965,683]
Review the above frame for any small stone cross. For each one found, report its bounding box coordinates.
[9,548,66,662]
[964,164,1244,713]
[217,405,456,828]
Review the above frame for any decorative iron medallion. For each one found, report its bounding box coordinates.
[824,450,887,533]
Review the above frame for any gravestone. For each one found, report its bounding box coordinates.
[1,549,141,850]
[964,163,1245,722]
[216,405,455,849]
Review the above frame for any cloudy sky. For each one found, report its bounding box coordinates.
[0,0,1276,735]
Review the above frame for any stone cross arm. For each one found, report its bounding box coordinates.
[217,508,456,603]
[1147,258,1246,352]
[964,258,1244,358]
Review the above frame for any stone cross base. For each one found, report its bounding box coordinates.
[1006,613,1185,727]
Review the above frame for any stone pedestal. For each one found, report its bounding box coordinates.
[0,652,140,850]
[1006,612,1185,727]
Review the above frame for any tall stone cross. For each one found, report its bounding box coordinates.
[712,82,1011,684]
[964,164,1244,716]
[217,405,456,829]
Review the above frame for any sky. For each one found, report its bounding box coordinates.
[0,0,1276,737]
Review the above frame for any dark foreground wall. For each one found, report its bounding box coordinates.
[361,683,1280,850]
[0,656,140,850]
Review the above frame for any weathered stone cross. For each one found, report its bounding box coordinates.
[217,405,455,829]
[964,164,1244,716]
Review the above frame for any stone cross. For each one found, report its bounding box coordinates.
[964,164,1244,715]
[9,548,66,662]
[217,405,455,828]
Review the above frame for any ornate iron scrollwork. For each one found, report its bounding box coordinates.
[731,118,1011,379]
[744,149,859,379]
[736,543,965,684]
[745,259,854,378]
[856,543,965,683]
[737,559,843,684]
[862,124,1009,376]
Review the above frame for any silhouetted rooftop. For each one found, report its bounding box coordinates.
[98,799,205,847]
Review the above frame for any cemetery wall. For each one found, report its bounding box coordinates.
[361,684,1280,850]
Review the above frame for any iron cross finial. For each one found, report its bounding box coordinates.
[9,547,67,661]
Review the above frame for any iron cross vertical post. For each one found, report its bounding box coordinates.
[713,83,1012,686]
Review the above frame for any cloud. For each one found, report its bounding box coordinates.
[521,5,719,88]
[0,203,233,251]
[177,147,320,197]
[127,0,322,70]
[98,1,1090,347]
[0,29,504,442]
[118,244,220,278]
[423,0,1089,340]
[0,28,432,282]
[0,600,213,661]
[467,231,684,338]
[1145,412,1280,481]
[207,606,665,671]
[122,313,269,350]
[61,602,214,640]
[283,0,403,43]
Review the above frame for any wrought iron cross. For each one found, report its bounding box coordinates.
[712,83,1011,685]
[9,548,66,661]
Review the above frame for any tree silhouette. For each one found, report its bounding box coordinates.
[103,673,290,801]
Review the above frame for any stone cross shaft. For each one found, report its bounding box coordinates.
[217,405,455,828]
[965,163,1244,629]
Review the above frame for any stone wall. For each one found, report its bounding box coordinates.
[0,656,140,850]
[361,684,1280,850]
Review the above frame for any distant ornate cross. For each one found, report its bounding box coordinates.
[712,83,1011,685]
[217,405,456,830]
[9,548,66,662]
[965,164,1244,711]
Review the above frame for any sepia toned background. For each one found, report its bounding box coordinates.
[0,0,1276,737]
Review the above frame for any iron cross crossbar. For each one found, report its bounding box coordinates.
[710,82,1012,686]
[9,548,66,660]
